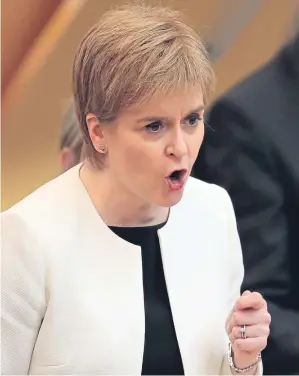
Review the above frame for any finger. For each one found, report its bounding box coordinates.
[230,324,270,343]
[226,309,234,333]
[226,299,241,332]
[235,292,264,310]
[227,290,251,332]
[235,292,267,311]
[227,309,271,333]
[234,337,268,353]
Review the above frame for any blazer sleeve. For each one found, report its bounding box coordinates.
[1,211,46,375]
[219,191,262,375]
[194,99,299,374]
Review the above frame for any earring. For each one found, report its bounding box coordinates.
[97,144,107,154]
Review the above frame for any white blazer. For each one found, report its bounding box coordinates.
[1,164,260,375]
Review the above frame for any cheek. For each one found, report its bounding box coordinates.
[119,143,153,172]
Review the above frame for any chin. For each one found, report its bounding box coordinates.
[157,189,184,208]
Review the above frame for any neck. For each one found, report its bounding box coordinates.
[80,162,169,227]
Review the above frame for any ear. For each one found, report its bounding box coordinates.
[60,147,77,172]
[86,113,105,150]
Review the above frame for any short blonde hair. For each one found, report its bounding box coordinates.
[72,3,215,165]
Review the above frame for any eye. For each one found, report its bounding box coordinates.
[145,121,164,133]
[185,113,202,127]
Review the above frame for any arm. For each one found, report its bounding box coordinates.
[193,100,299,374]
[1,212,46,375]
[219,190,262,376]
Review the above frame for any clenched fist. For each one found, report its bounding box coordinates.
[226,291,271,370]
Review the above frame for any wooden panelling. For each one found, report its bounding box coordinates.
[2,0,87,119]
[2,0,62,94]
[1,0,297,210]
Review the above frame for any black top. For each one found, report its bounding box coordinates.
[109,222,184,375]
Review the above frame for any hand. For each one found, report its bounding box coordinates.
[226,291,271,369]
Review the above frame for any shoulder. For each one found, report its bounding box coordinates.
[224,60,277,106]
[183,177,234,222]
[210,47,288,122]
[185,176,232,204]
[2,165,81,237]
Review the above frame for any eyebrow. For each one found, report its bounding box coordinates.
[137,104,206,123]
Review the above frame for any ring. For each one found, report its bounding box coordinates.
[240,324,247,339]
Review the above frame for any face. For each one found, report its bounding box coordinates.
[90,90,205,208]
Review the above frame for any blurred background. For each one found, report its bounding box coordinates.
[2,0,298,210]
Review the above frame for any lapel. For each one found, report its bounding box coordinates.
[158,181,227,374]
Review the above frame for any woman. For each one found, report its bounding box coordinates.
[1,4,270,375]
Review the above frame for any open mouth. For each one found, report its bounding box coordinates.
[169,170,185,181]
[166,169,187,190]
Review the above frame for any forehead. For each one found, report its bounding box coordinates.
[120,89,205,119]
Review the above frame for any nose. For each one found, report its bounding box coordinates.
[166,128,188,159]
